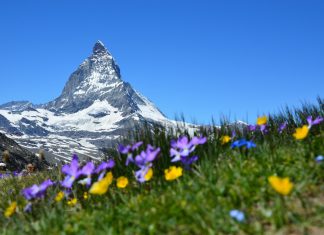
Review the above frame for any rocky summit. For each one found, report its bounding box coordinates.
[0,41,181,162]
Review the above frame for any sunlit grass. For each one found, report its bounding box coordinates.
[0,98,323,234]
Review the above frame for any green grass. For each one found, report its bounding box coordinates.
[0,99,323,234]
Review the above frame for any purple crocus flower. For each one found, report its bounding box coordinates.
[81,162,95,176]
[135,166,151,183]
[230,209,245,222]
[118,141,143,166]
[61,156,82,188]
[170,135,206,163]
[278,121,288,134]
[78,162,95,187]
[248,125,257,132]
[315,155,323,163]
[94,159,115,181]
[22,179,54,200]
[94,159,115,174]
[171,136,194,151]
[127,144,160,183]
[231,139,256,149]
[134,145,160,168]
[248,124,268,134]
[260,124,268,134]
[181,155,199,169]
[190,136,207,146]
[307,116,323,128]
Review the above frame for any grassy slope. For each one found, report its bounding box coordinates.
[0,100,323,235]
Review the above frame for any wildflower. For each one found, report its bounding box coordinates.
[278,121,288,133]
[134,167,154,183]
[24,202,32,213]
[83,192,88,200]
[89,172,113,195]
[259,124,268,134]
[61,155,82,188]
[293,125,309,140]
[268,176,293,196]
[22,179,54,200]
[248,125,257,131]
[180,155,199,169]
[55,191,65,202]
[229,209,245,222]
[315,155,324,163]
[117,176,129,188]
[170,136,194,162]
[132,145,159,183]
[170,136,206,162]
[231,139,256,149]
[78,161,95,187]
[257,116,267,126]
[134,145,160,168]
[190,135,207,146]
[144,168,153,181]
[307,116,323,128]
[220,135,231,145]
[94,160,115,174]
[135,166,151,183]
[118,141,143,166]
[67,198,77,206]
[165,166,183,181]
[95,159,115,181]
[4,202,17,218]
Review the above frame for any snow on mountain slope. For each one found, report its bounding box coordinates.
[0,41,191,162]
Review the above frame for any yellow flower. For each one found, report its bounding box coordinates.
[55,191,64,202]
[220,135,231,145]
[83,192,88,200]
[165,166,183,181]
[117,176,129,188]
[257,116,267,125]
[293,125,309,140]
[268,176,293,196]
[144,168,153,181]
[4,202,17,218]
[67,198,77,206]
[89,172,113,195]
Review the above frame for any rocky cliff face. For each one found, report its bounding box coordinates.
[0,133,48,171]
[0,41,178,162]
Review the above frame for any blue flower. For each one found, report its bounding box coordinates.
[315,155,324,163]
[229,209,245,222]
[231,139,256,149]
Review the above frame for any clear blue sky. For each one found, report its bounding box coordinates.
[0,0,323,124]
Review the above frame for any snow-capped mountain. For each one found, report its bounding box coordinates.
[0,41,181,162]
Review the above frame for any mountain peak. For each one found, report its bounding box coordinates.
[93,40,108,54]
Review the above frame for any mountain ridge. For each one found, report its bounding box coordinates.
[0,41,180,162]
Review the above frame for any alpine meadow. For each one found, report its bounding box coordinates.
[1,1,324,234]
